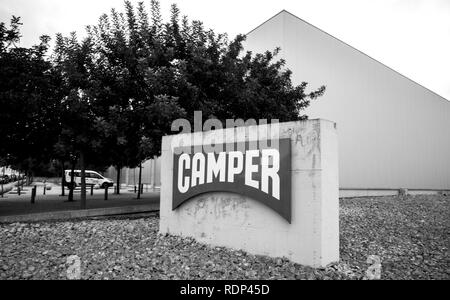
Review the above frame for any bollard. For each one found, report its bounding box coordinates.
[90,184,94,196]
[18,185,21,196]
[104,186,108,201]
[31,186,36,204]
[43,184,46,195]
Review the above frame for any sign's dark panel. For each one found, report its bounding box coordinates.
[172,138,291,222]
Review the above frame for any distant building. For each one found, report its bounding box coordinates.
[104,157,161,190]
[244,10,450,196]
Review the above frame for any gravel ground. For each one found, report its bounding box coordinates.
[0,195,448,280]
[340,194,449,280]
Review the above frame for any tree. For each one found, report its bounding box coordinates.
[85,0,324,191]
[88,1,324,154]
[52,32,104,208]
[87,1,187,194]
[2,1,325,202]
[0,16,63,179]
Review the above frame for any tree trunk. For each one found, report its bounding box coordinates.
[61,160,65,196]
[1,167,3,198]
[80,152,86,209]
[68,160,75,202]
[116,166,121,195]
[137,163,142,199]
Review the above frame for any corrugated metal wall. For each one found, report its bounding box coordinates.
[244,11,450,190]
[103,156,161,187]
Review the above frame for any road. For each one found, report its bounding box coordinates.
[0,182,160,217]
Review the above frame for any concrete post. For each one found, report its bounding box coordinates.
[104,186,108,201]
[31,186,36,204]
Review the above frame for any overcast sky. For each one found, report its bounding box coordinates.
[1,0,449,100]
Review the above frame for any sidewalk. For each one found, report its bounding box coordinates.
[0,183,160,219]
[0,180,25,196]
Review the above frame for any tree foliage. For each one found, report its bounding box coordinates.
[0,1,325,201]
[0,16,63,175]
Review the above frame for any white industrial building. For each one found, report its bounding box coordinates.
[244,10,450,196]
[111,10,450,196]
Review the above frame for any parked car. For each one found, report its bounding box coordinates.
[64,170,113,189]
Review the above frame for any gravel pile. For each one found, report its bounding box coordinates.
[0,195,448,280]
[340,194,449,280]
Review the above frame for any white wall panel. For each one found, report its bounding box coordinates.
[245,11,450,189]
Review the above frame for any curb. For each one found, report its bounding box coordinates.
[0,203,159,223]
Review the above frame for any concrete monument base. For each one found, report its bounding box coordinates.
[159,119,339,267]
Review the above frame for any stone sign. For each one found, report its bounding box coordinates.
[160,119,339,267]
